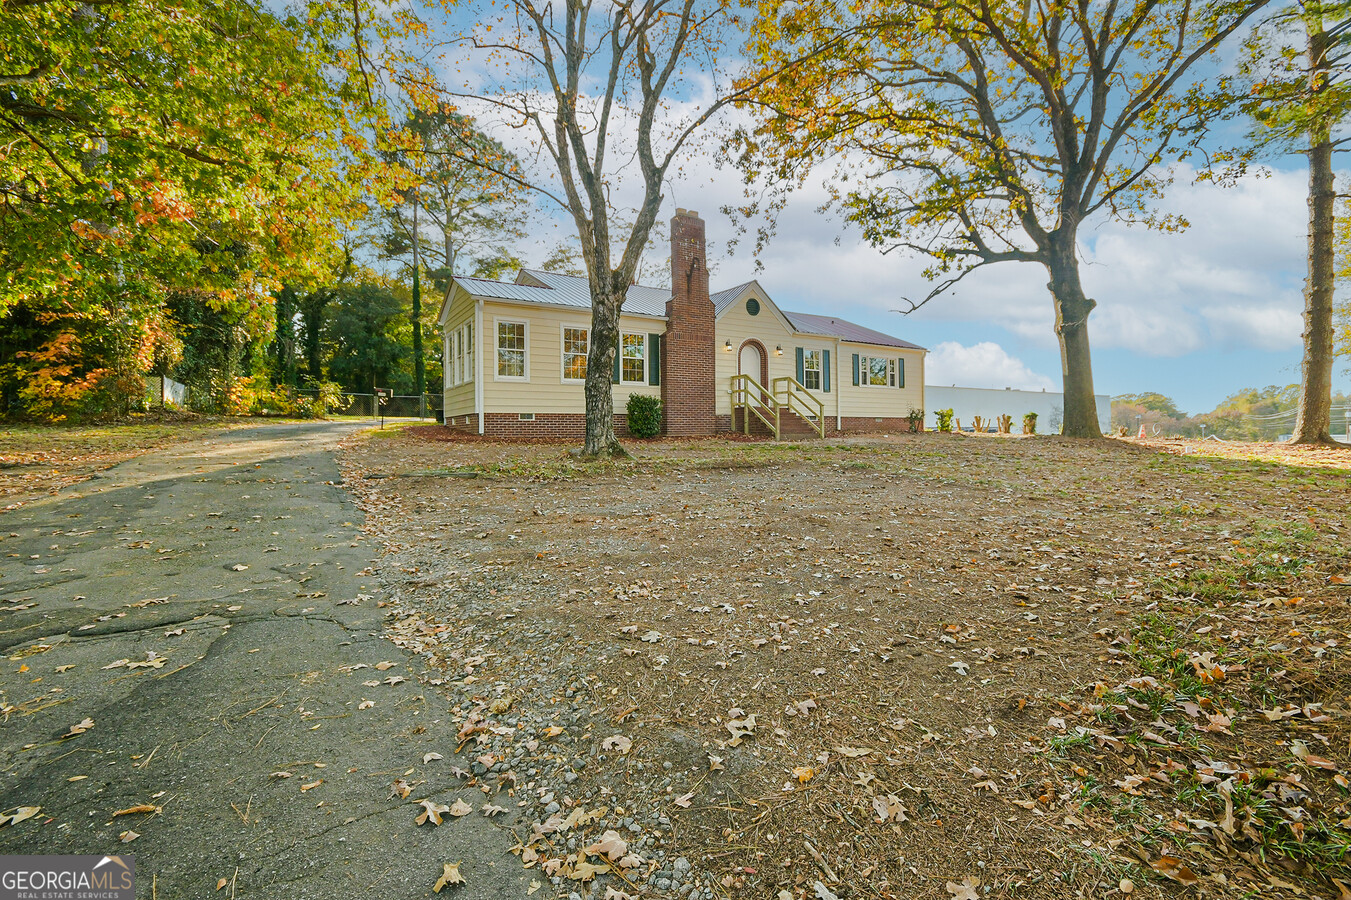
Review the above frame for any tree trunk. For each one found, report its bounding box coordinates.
[582,285,627,457]
[1046,236,1103,438]
[1290,23,1335,445]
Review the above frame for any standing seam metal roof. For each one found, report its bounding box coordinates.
[453,271,925,350]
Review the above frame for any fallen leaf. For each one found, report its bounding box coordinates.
[833,746,874,758]
[946,876,980,900]
[63,718,94,738]
[793,766,815,784]
[584,829,629,861]
[417,799,451,826]
[119,830,139,843]
[707,755,725,771]
[423,752,444,764]
[872,794,908,824]
[601,735,632,753]
[448,799,473,817]
[230,564,248,571]
[112,804,159,817]
[433,862,465,891]
[217,877,228,890]
[358,700,374,710]
[482,804,508,817]
[1150,856,1199,886]
[299,780,322,792]
[604,888,637,900]
[374,661,396,671]
[0,807,41,827]
[672,791,695,808]
[640,630,661,643]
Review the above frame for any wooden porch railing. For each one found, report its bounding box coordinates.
[729,374,826,440]
[773,376,826,438]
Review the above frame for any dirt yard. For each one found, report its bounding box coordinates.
[340,428,1351,900]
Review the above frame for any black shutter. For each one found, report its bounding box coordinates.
[852,353,860,386]
[648,334,661,385]
[897,357,905,388]
[795,347,804,383]
[612,338,621,383]
[822,350,831,392]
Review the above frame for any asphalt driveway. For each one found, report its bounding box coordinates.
[0,422,535,899]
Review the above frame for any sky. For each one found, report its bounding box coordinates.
[425,5,1349,418]
[498,154,1346,417]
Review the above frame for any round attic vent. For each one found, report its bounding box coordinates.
[745,298,760,316]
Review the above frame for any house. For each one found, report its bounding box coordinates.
[437,209,926,439]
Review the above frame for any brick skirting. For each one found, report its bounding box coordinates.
[442,412,923,439]
[445,413,633,440]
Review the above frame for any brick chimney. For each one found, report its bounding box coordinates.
[661,208,717,435]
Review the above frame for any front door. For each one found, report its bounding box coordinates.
[739,342,762,385]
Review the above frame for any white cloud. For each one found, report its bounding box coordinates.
[924,341,1056,390]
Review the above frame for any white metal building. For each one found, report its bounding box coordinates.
[925,385,1112,434]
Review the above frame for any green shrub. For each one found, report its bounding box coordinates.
[934,408,955,432]
[906,408,925,432]
[1023,411,1039,434]
[626,394,662,438]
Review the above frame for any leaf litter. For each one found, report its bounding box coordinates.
[341,428,1351,899]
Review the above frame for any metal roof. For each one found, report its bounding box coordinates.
[517,270,670,317]
[452,271,924,350]
[782,311,926,350]
[711,281,756,316]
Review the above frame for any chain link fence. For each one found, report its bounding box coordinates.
[291,391,442,420]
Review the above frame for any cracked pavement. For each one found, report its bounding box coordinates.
[0,422,536,898]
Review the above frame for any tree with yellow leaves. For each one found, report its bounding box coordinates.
[737,0,1270,437]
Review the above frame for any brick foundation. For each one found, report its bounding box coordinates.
[445,413,634,440]
[442,411,924,440]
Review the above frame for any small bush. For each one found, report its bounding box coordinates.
[626,394,662,438]
[906,408,925,432]
[934,408,955,432]
[1023,411,1038,434]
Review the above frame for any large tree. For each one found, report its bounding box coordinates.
[0,0,384,418]
[432,0,778,456]
[738,0,1270,437]
[377,106,528,396]
[1242,0,1351,444]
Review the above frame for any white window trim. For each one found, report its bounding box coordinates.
[619,332,647,385]
[802,348,823,391]
[494,317,529,382]
[560,323,589,384]
[461,322,473,385]
[443,332,452,389]
[859,354,895,388]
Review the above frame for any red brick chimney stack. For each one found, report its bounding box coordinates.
[661,208,717,435]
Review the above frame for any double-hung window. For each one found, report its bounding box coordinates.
[802,349,823,390]
[562,326,588,382]
[496,320,527,380]
[446,322,474,386]
[620,333,646,383]
[861,355,896,387]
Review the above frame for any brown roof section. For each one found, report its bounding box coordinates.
[782,311,926,351]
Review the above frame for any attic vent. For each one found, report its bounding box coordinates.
[745,298,760,316]
[518,413,535,421]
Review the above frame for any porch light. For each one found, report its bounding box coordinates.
[724,340,733,351]
[775,345,783,355]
